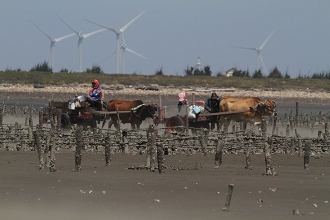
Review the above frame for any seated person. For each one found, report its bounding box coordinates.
[205,92,221,130]
[86,79,104,110]
[178,91,188,105]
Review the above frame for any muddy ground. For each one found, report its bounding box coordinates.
[1,151,330,220]
[0,87,330,220]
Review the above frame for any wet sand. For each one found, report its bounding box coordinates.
[1,151,330,220]
[1,86,330,220]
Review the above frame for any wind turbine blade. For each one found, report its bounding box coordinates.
[57,15,80,34]
[100,51,116,64]
[85,19,116,33]
[259,54,268,75]
[259,29,276,50]
[231,45,257,51]
[83,28,106,38]
[31,20,52,40]
[54,33,75,42]
[120,10,146,33]
[126,48,147,60]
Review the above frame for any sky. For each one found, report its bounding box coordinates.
[0,0,329,78]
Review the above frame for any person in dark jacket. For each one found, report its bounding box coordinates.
[205,92,222,130]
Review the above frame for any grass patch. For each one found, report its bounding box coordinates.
[0,71,329,91]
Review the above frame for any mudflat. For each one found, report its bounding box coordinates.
[1,85,330,220]
[1,151,330,220]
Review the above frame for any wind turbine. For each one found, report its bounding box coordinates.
[120,33,147,73]
[99,33,147,73]
[232,29,276,75]
[31,20,75,72]
[85,11,146,73]
[57,15,106,72]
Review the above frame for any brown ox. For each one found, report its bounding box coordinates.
[218,96,276,130]
[106,99,158,130]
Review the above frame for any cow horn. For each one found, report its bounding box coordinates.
[131,104,147,111]
[272,100,277,108]
[264,99,276,107]
[250,102,261,112]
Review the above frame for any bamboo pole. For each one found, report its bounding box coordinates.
[34,126,44,170]
[214,133,224,169]
[262,117,275,176]
[157,143,165,174]
[104,130,111,166]
[222,184,234,211]
[75,125,83,170]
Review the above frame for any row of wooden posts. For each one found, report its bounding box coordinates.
[31,118,319,176]
[0,106,327,174]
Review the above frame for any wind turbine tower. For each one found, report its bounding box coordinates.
[232,29,276,75]
[57,15,106,72]
[31,21,75,72]
[85,11,146,73]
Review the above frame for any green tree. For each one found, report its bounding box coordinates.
[245,69,250,77]
[59,68,69,73]
[311,70,330,79]
[184,65,212,76]
[154,66,164,75]
[268,67,282,78]
[252,70,264,78]
[85,64,103,74]
[233,69,250,77]
[30,61,52,72]
[193,68,204,76]
[203,65,212,76]
[184,66,194,76]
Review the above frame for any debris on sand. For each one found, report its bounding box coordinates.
[33,84,45,89]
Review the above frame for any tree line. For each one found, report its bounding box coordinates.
[5,61,330,79]
[6,61,104,74]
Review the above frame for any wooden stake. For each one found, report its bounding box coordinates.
[222,184,234,211]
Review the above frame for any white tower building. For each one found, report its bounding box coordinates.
[196,57,202,71]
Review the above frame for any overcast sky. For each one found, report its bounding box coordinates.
[0,0,329,78]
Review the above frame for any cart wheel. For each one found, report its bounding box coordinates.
[89,120,97,128]
[190,121,210,135]
[201,122,210,130]
[82,120,97,128]
[61,113,71,129]
[166,116,185,133]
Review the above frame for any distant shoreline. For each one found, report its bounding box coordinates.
[1,84,330,105]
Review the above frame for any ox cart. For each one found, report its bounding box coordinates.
[43,96,108,129]
[159,104,251,133]
[43,95,131,129]
[157,95,252,133]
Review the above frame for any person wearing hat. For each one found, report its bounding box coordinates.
[205,92,222,130]
[178,91,188,105]
[86,79,105,110]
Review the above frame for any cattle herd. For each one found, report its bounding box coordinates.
[0,99,329,173]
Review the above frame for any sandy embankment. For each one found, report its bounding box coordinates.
[0,84,330,104]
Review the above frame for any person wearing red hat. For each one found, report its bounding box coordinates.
[86,79,104,110]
